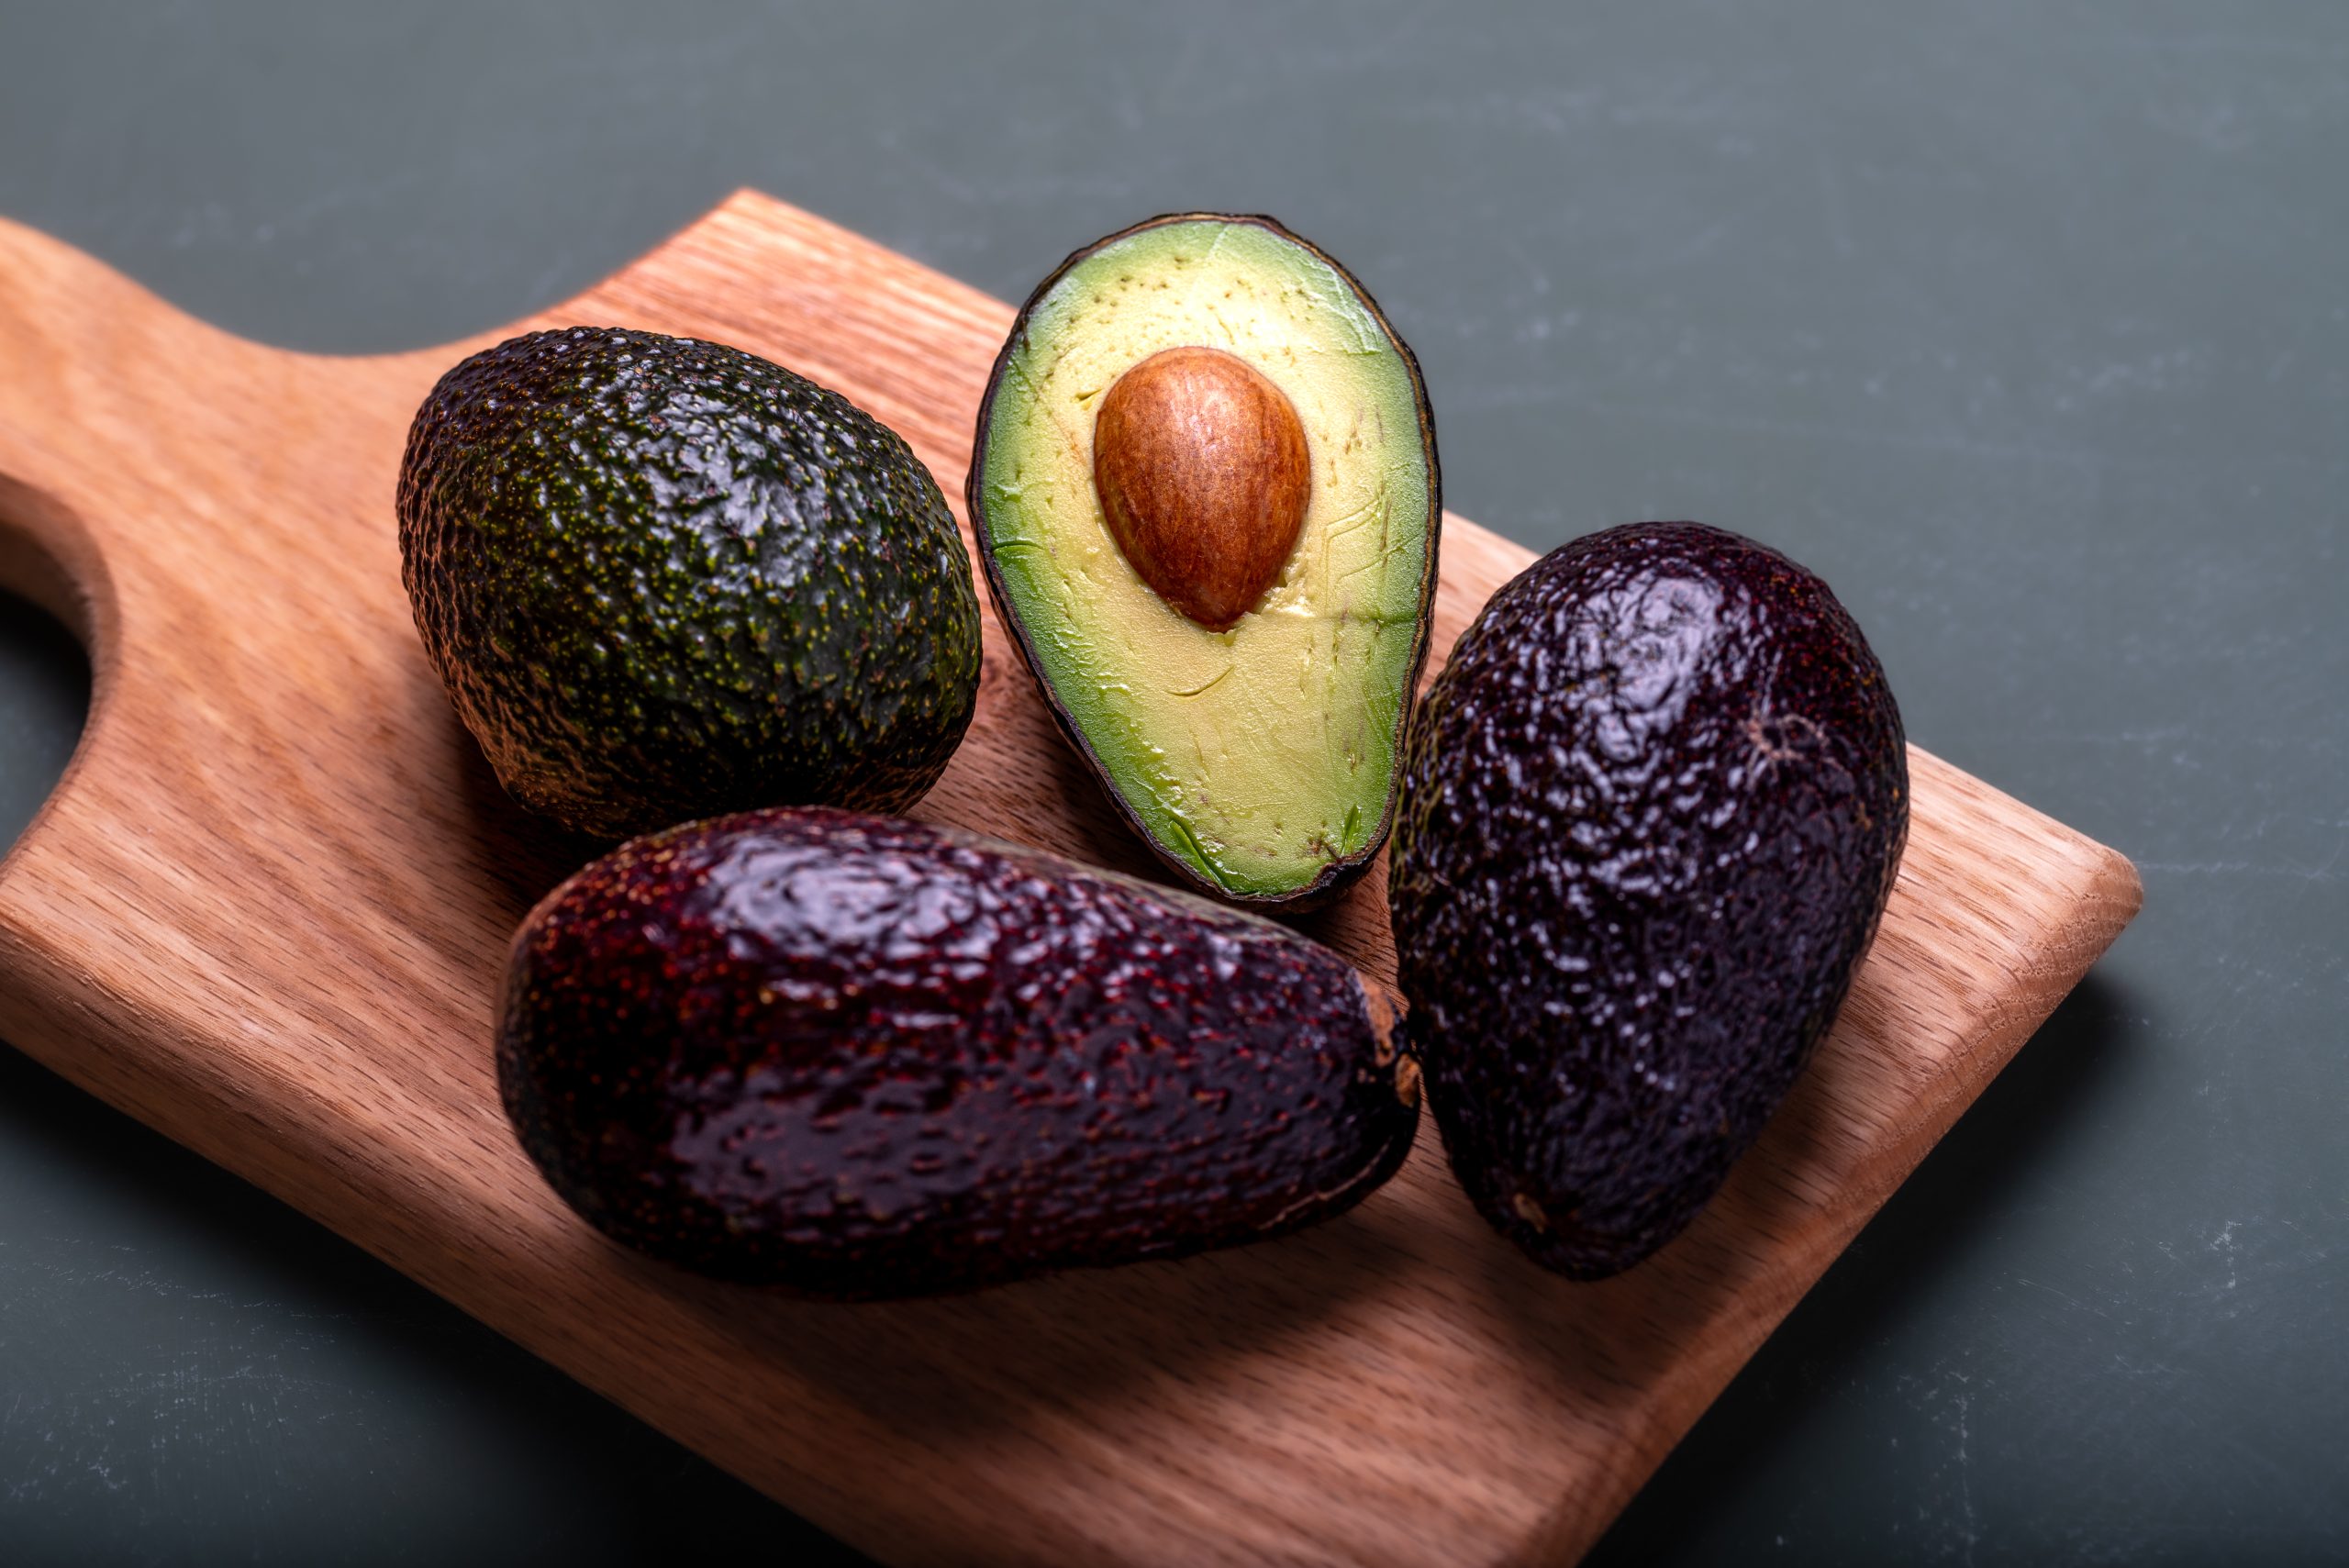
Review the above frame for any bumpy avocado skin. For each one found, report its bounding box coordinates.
[498,807,1419,1296]
[1389,523,1907,1280]
[398,327,982,840]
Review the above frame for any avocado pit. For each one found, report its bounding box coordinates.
[1092,345,1310,631]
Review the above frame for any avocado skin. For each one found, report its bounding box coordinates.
[967,214,1442,912]
[1389,522,1907,1279]
[399,327,982,840]
[498,807,1419,1296]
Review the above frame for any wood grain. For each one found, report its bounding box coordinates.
[0,191,2140,1566]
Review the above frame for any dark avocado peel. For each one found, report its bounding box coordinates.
[970,214,1442,910]
[1389,522,1907,1280]
[399,327,982,840]
[498,807,1421,1297]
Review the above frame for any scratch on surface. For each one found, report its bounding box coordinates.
[1435,384,2112,470]
[2013,1275,2113,1319]
[1179,222,1233,320]
[1167,667,1232,699]
[2138,857,2338,883]
[1951,1379,1978,1568]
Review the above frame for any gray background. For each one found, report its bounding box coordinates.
[1,1,2343,1562]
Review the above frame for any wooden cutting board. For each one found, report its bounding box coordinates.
[0,191,2140,1566]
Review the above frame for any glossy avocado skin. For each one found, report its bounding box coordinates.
[1389,522,1907,1279]
[399,327,982,840]
[498,807,1419,1297]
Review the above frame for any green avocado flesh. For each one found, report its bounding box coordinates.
[974,217,1438,901]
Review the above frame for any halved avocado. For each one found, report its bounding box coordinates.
[969,214,1441,906]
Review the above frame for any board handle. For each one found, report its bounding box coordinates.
[0,215,206,665]
[0,218,163,884]
[0,208,451,924]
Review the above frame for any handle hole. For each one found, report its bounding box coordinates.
[0,590,88,853]
[0,477,108,856]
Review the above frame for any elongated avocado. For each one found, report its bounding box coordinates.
[398,327,982,840]
[969,215,1441,907]
[497,807,1420,1296]
[1389,523,1907,1279]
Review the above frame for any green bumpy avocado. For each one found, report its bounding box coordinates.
[970,215,1441,907]
[398,327,982,839]
[497,807,1420,1297]
[1389,522,1907,1279]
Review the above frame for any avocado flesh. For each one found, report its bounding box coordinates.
[497,807,1419,1297]
[1388,523,1908,1280]
[975,218,1438,900]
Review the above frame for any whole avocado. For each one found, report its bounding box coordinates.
[1389,522,1907,1279]
[497,807,1419,1296]
[398,327,982,839]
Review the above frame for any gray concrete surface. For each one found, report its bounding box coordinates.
[1,2,2343,1562]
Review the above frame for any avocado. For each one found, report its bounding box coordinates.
[1388,522,1907,1279]
[497,806,1420,1296]
[969,215,1441,907]
[398,327,982,840]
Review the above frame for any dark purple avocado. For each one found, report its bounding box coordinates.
[1388,522,1907,1280]
[497,807,1419,1297]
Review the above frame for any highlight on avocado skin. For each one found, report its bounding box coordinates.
[498,807,1420,1296]
[1388,522,1910,1281]
[968,214,1442,908]
[396,326,983,840]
